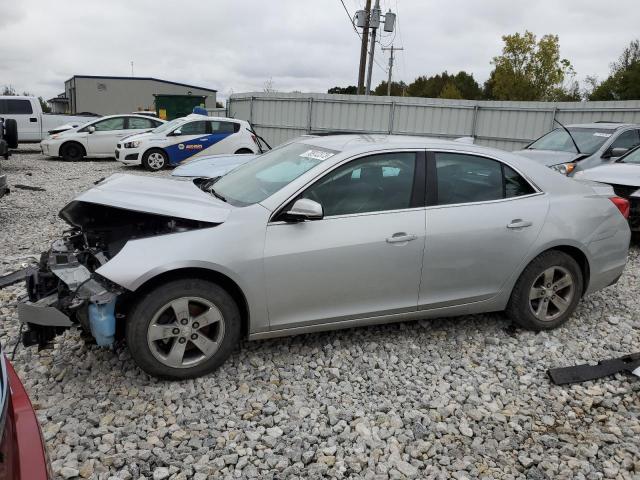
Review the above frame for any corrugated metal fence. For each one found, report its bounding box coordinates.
[224,92,640,151]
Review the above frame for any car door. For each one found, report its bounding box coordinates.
[264,151,427,329]
[202,120,240,156]
[419,151,549,309]
[164,120,211,163]
[87,117,127,155]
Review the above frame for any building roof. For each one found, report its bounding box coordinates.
[66,75,217,93]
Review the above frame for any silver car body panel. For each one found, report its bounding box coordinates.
[573,163,640,188]
[85,135,629,338]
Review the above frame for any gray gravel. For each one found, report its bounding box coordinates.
[1,147,639,480]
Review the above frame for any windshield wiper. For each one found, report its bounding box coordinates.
[554,119,582,154]
[209,188,226,202]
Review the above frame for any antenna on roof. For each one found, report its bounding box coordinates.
[130,61,134,77]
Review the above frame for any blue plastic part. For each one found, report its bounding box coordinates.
[88,300,116,347]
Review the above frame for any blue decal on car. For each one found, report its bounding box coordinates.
[165,133,233,165]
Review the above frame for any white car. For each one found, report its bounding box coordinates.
[40,114,166,161]
[114,114,262,171]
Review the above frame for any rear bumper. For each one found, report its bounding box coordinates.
[39,140,59,157]
[1,356,51,480]
[585,225,631,295]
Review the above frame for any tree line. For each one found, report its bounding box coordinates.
[329,33,640,102]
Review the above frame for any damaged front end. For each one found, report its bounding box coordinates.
[12,199,216,349]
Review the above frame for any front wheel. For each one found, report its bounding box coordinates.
[60,142,85,161]
[126,279,241,379]
[142,149,168,171]
[506,250,583,331]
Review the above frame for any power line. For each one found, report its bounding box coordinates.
[339,0,359,34]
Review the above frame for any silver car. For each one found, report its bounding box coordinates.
[16,135,631,379]
[514,123,640,175]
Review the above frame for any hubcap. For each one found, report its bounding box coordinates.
[528,266,575,322]
[148,152,165,170]
[146,296,225,369]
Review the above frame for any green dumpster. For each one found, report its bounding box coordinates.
[154,94,208,120]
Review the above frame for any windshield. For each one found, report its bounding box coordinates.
[212,142,338,206]
[152,118,183,134]
[527,127,615,154]
[620,146,640,164]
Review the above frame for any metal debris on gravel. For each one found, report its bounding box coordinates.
[1,147,639,480]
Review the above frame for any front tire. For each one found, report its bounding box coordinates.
[142,149,168,171]
[126,279,241,379]
[235,148,254,154]
[60,141,85,161]
[506,250,583,331]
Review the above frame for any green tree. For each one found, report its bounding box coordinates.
[487,31,575,101]
[2,85,16,96]
[372,81,407,96]
[589,40,640,100]
[327,86,358,94]
[439,82,463,99]
[406,71,482,99]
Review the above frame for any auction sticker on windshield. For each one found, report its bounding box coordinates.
[299,149,335,161]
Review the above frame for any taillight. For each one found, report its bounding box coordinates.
[610,197,630,219]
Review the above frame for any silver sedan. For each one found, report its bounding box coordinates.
[17,135,631,379]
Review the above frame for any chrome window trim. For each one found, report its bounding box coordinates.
[268,148,424,223]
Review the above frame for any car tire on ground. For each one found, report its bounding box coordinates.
[126,278,241,380]
[60,141,85,161]
[3,119,18,149]
[142,149,168,171]
[506,250,583,331]
[235,148,253,154]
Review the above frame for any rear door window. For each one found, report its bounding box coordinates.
[210,121,237,134]
[127,117,156,129]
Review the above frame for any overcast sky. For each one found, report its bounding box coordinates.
[0,0,637,103]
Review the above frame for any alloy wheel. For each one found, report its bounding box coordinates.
[148,152,165,170]
[146,296,225,369]
[528,266,575,322]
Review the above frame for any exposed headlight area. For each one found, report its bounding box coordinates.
[123,141,142,148]
[551,162,576,175]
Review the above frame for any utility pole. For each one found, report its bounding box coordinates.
[364,0,380,95]
[356,0,372,94]
[382,45,403,96]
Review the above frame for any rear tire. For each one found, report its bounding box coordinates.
[126,279,241,379]
[142,149,168,171]
[60,141,85,161]
[3,119,18,149]
[235,148,253,154]
[506,250,583,331]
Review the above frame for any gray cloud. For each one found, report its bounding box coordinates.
[0,0,637,102]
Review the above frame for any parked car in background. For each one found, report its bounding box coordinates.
[0,96,98,142]
[514,123,640,176]
[12,135,630,379]
[171,153,257,178]
[40,114,166,161]
[1,350,51,479]
[115,114,262,171]
[574,144,640,231]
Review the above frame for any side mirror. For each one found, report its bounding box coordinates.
[609,147,629,158]
[172,129,182,136]
[284,198,323,222]
[88,126,96,134]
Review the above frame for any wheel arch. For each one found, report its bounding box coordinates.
[60,140,87,157]
[129,267,250,338]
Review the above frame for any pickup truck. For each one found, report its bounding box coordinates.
[0,96,99,143]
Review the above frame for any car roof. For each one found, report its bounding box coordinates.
[180,114,245,124]
[566,123,639,129]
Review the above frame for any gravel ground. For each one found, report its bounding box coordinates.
[0,147,639,480]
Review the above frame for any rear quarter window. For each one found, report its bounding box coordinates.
[0,99,33,114]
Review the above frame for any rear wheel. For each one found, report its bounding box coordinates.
[506,250,583,330]
[142,149,167,171]
[235,148,253,154]
[126,279,241,379]
[3,119,18,149]
[60,141,85,161]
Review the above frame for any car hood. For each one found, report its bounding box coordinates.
[512,149,584,167]
[64,173,232,223]
[172,154,257,178]
[119,131,159,143]
[573,163,640,188]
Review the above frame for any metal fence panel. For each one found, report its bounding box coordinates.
[226,92,640,151]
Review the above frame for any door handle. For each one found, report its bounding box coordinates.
[507,219,533,229]
[386,232,417,244]
[30,117,38,123]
